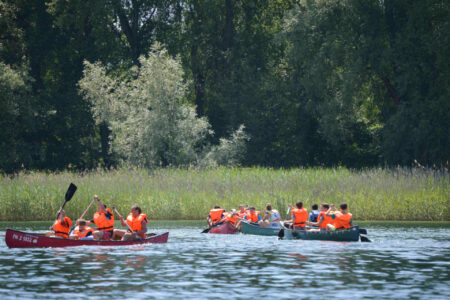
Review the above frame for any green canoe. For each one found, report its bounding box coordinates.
[241,221,282,236]
[279,226,362,242]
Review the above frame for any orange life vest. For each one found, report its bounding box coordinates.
[73,226,94,238]
[224,213,238,226]
[53,217,72,239]
[209,209,225,224]
[292,208,308,228]
[93,209,115,231]
[246,211,260,223]
[317,211,333,229]
[334,212,352,229]
[236,210,247,218]
[127,213,148,238]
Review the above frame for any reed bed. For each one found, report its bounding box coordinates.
[0,167,448,221]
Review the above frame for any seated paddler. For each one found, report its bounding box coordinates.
[84,195,115,240]
[70,219,94,239]
[45,208,72,239]
[291,201,308,230]
[309,204,320,223]
[236,205,247,219]
[115,206,148,241]
[307,203,332,231]
[207,205,225,227]
[260,203,281,228]
[244,206,261,224]
[219,209,239,228]
[326,203,352,230]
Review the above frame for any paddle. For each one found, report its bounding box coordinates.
[68,198,96,235]
[201,222,223,233]
[56,183,77,218]
[360,235,371,242]
[112,207,135,233]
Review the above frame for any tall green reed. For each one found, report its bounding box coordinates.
[0,167,448,221]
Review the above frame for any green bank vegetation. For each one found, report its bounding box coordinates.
[0,167,447,222]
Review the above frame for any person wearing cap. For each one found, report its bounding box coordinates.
[260,203,281,228]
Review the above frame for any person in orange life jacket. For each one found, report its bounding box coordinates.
[45,208,72,239]
[307,203,333,231]
[309,204,320,222]
[84,195,115,240]
[326,203,352,230]
[69,219,94,239]
[219,209,239,227]
[244,206,261,224]
[291,201,308,230]
[207,205,225,227]
[114,206,148,241]
[236,205,247,219]
[234,205,249,230]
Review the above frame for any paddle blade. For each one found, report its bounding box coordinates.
[201,228,210,233]
[359,228,368,235]
[278,229,285,240]
[360,235,371,242]
[65,183,77,202]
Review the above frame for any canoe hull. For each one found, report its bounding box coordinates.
[5,229,169,248]
[209,222,238,234]
[241,221,280,236]
[280,226,361,242]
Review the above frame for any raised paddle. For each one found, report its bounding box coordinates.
[56,183,77,217]
[112,207,135,233]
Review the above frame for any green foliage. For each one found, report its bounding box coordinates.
[283,0,449,166]
[0,167,447,221]
[79,45,247,167]
[0,63,37,172]
[0,0,447,171]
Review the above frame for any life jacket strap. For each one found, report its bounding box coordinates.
[54,231,69,237]
[98,226,114,231]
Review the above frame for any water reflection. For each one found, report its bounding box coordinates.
[0,222,448,299]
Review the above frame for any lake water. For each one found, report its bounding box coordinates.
[0,221,449,299]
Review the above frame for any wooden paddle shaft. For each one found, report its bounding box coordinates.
[112,207,135,233]
[79,199,95,220]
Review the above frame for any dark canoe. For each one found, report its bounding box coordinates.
[279,226,361,242]
[241,221,281,236]
[5,229,169,248]
[209,222,238,234]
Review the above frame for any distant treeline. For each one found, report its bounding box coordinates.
[1,0,448,172]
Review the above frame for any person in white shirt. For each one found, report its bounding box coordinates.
[260,203,281,228]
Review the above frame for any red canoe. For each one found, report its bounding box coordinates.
[209,222,238,234]
[5,229,169,248]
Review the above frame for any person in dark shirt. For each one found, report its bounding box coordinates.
[309,204,320,223]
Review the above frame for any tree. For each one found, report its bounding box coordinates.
[0,63,37,172]
[283,0,449,166]
[79,45,247,168]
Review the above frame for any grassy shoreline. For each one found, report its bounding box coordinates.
[0,167,448,221]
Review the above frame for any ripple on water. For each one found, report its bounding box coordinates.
[0,223,449,299]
